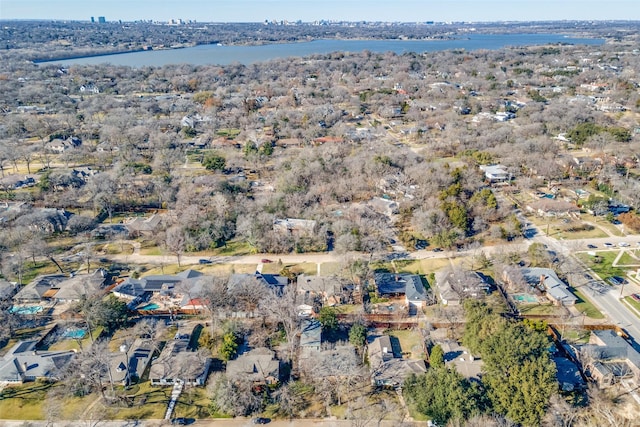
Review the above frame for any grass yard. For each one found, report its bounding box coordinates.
[393,258,451,275]
[171,387,217,419]
[519,304,563,316]
[559,328,591,344]
[622,296,640,318]
[319,262,342,276]
[574,289,605,319]
[0,381,56,420]
[387,329,425,359]
[615,250,640,267]
[576,252,626,280]
[211,240,255,256]
[108,382,172,420]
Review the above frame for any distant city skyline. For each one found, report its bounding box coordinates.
[1,0,639,22]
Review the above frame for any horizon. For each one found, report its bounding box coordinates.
[1,1,639,23]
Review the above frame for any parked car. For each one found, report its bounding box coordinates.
[607,276,627,286]
[432,248,443,252]
[618,242,630,247]
[252,418,270,424]
[261,258,273,263]
[603,242,614,248]
[586,244,597,249]
[198,259,212,264]
[171,418,188,426]
[631,294,640,302]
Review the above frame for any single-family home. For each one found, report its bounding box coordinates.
[368,335,426,387]
[112,269,206,309]
[46,136,82,153]
[13,274,68,303]
[526,199,580,218]
[49,269,109,302]
[504,267,577,306]
[273,218,317,236]
[226,347,280,386]
[434,270,491,306]
[373,273,430,311]
[123,214,163,237]
[107,339,154,385]
[480,164,510,182]
[296,275,348,306]
[575,330,640,388]
[149,328,210,386]
[0,340,76,384]
[299,319,322,353]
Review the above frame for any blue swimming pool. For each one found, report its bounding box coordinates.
[9,305,43,315]
[139,303,160,310]
[62,328,87,339]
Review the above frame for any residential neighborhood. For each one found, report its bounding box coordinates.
[0,17,640,427]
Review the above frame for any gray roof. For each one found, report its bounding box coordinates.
[228,273,287,294]
[296,275,343,297]
[13,274,68,301]
[51,270,108,301]
[374,273,427,300]
[113,270,205,298]
[521,267,577,304]
[585,330,640,370]
[226,347,280,383]
[0,279,17,300]
[107,339,153,384]
[300,319,322,349]
[0,340,75,383]
[368,335,426,386]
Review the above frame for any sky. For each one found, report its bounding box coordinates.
[1,0,638,22]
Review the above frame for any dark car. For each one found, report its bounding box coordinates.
[198,259,212,264]
[432,248,443,252]
[171,418,188,426]
[261,259,273,263]
[252,418,270,424]
[587,244,597,249]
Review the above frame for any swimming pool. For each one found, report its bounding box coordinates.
[9,305,43,315]
[62,328,87,339]
[138,303,160,311]
[513,294,538,303]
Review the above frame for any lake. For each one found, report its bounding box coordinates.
[40,33,604,67]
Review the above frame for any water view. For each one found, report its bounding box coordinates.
[39,33,604,67]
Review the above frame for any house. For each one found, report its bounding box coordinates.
[107,339,154,385]
[368,197,399,216]
[0,340,75,383]
[0,175,37,190]
[504,267,577,306]
[228,273,288,296]
[79,84,100,94]
[526,199,580,217]
[149,328,210,386]
[226,347,280,386]
[124,214,163,237]
[373,273,429,310]
[300,319,322,353]
[13,274,68,302]
[273,218,317,236]
[480,164,510,182]
[52,270,109,302]
[46,136,82,153]
[0,279,17,300]
[112,269,206,309]
[554,356,585,392]
[577,330,640,387]
[296,275,347,306]
[434,270,491,306]
[368,335,427,387]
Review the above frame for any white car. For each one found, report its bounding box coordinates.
[618,242,630,247]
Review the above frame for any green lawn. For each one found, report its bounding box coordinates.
[0,381,56,420]
[622,296,640,318]
[108,382,173,420]
[576,252,626,280]
[616,250,640,267]
[387,329,425,359]
[519,304,562,316]
[574,289,605,319]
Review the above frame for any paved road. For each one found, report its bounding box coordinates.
[528,224,640,349]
